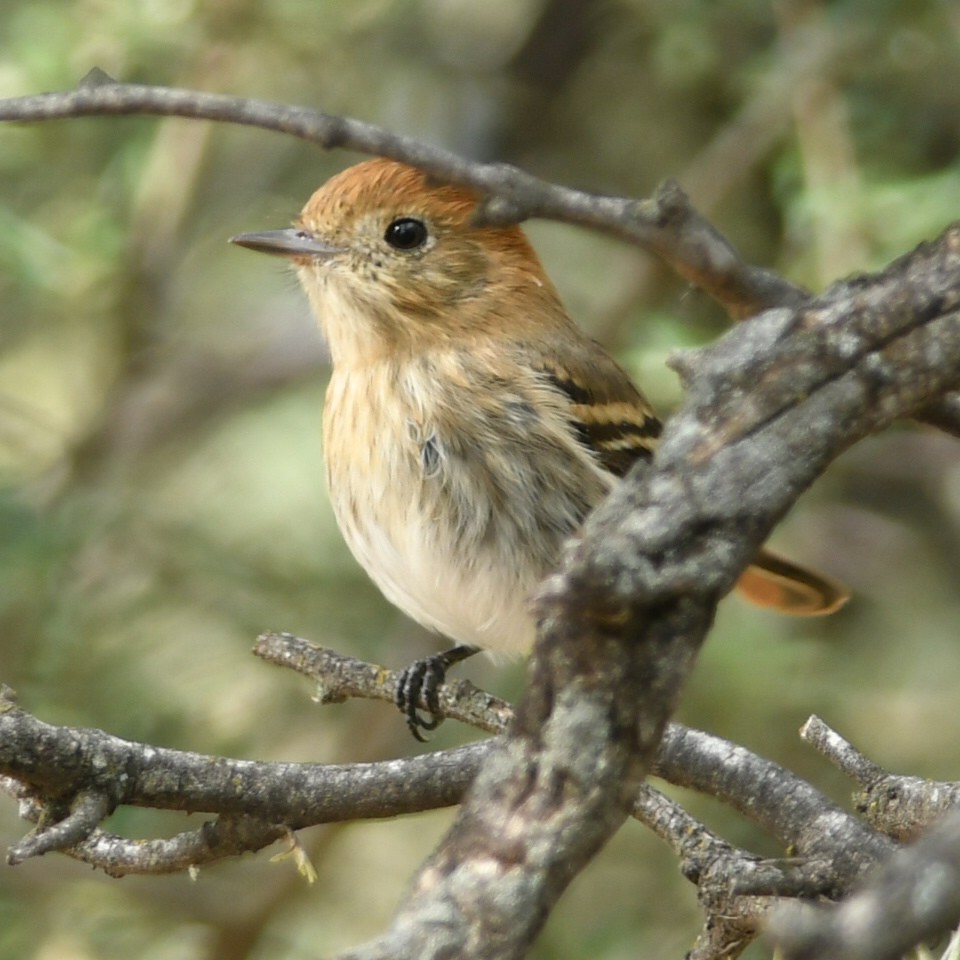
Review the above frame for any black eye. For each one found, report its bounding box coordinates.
[384,217,428,250]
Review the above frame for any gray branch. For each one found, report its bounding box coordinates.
[802,715,960,844]
[1,651,893,923]
[0,72,802,320]
[771,811,960,960]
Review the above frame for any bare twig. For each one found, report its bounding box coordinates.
[7,788,113,864]
[257,632,892,889]
[0,74,803,319]
[633,785,821,958]
[657,723,892,890]
[801,715,886,785]
[10,791,290,877]
[802,716,960,842]
[3,657,893,922]
[253,632,513,735]
[0,693,490,874]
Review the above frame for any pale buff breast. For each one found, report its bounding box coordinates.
[322,363,546,655]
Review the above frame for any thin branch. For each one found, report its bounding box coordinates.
[7,788,113,864]
[802,716,960,842]
[630,783,841,900]
[5,73,956,451]
[0,73,804,319]
[0,690,490,874]
[10,788,290,877]
[3,661,891,917]
[257,632,893,887]
[634,785,769,959]
[657,724,893,890]
[254,632,512,735]
[632,785,834,960]
[800,715,886,784]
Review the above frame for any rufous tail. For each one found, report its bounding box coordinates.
[736,548,848,616]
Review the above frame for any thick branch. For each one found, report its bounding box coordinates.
[657,724,893,890]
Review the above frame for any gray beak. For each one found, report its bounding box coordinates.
[230,228,342,259]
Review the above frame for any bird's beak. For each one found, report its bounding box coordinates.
[229,228,342,259]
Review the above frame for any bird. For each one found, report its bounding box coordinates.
[231,158,848,738]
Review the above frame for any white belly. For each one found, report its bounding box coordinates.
[338,511,539,654]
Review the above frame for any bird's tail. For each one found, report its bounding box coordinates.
[737,548,849,616]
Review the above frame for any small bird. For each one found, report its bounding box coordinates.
[232,158,847,737]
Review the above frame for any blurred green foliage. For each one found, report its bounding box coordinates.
[2,1,960,958]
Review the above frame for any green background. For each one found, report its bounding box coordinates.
[2,1,960,958]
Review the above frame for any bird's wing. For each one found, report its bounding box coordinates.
[530,338,662,478]
[529,336,848,616]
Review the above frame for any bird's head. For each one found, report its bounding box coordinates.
[232,158,564,364]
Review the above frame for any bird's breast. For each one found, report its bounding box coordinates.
[321,361,539,653]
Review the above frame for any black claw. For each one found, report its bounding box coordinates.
[394,644,480,740]
[397,655,447,740]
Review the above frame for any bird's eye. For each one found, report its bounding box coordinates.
[384,217,428,250]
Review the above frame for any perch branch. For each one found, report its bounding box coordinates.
[257,632,893,886]
[3,660,892,904]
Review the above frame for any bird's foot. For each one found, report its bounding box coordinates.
[395,644,479,741]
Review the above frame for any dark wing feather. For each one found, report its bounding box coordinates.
[532,341,662,478]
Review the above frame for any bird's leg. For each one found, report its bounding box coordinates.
[396,643,480,741]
